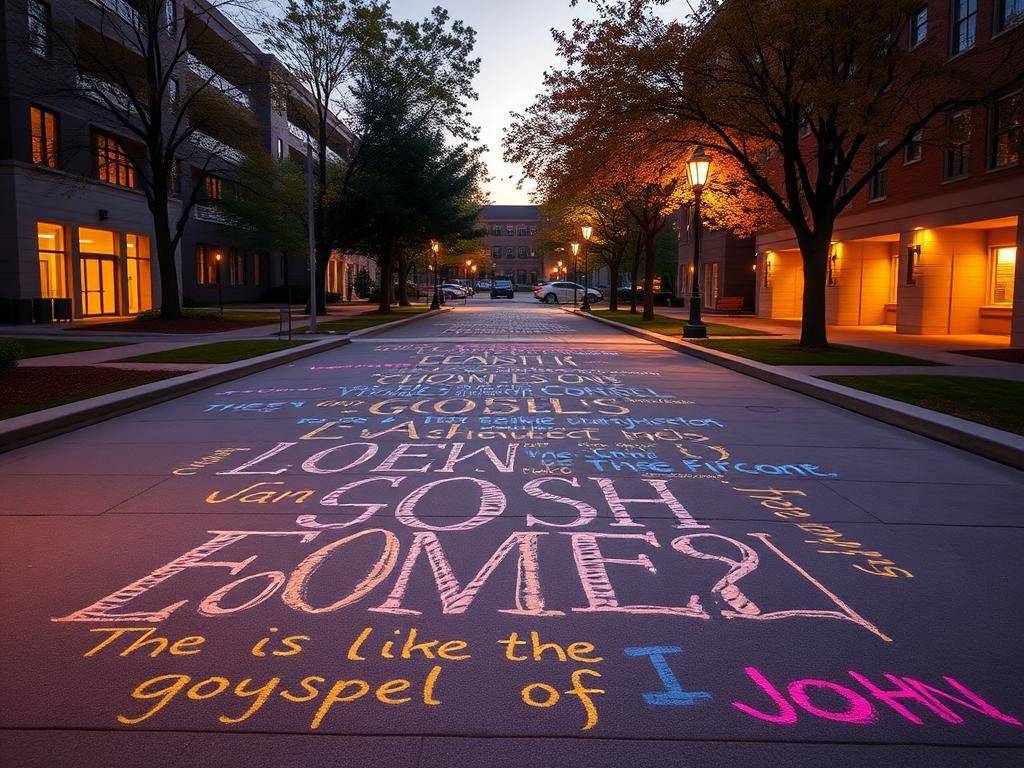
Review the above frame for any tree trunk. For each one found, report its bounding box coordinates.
[152,198,182,320]
[378,245,393,313]
[799,234,831,349]
[312,243,331,315]
[642,225,656,321]
[629,233,642,313]
[397,250,409,307]
[608,262,619,311]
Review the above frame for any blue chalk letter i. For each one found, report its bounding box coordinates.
[624,646,712,706]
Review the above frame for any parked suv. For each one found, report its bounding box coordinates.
[490,279,515,299]
[533,281,602,304]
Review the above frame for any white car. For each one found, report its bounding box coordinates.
[533,281,602,304]
[440,283,468,298]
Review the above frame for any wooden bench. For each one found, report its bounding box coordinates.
[713,296,745,312]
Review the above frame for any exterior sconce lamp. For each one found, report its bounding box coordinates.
[684,147,711,338]
[906,244,921,285]
[764,254,773,287]
[828,247,839,287]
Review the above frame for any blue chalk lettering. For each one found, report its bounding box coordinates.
[624,646,712,706]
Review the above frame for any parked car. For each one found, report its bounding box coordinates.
[490,279,515,299]
[440,283,468,298]
[476,279,493,291]
[533,281,602,304]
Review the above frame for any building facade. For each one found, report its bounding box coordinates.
[0,0,369,322]
[754,0,1022,345]
[479,205,544,286]
[676,207,756,311]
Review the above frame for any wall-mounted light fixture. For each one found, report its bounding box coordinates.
[828,246,839,287]
[764,254,773,287]
[906,244,921,285]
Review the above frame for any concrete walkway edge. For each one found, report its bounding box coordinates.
[572,309,1024,471]
[0,308,445,454]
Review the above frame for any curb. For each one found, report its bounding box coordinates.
[0,307,445,454]
[571,309,1024,471]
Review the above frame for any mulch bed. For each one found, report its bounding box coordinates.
[71,318,275,334]
[950,348,1024,364]
[0,366,184,419]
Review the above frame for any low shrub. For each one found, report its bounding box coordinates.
[0,338,24,372]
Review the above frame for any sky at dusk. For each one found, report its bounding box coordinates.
[387,0,602,205]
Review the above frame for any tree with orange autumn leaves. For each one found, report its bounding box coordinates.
[509,0,1022,347]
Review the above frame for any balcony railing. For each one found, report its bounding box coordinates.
[194,203,231,224]
[288,121,343,164]
[77,73,133,111]
[191,131,244,164]
[185,54,251,110]
[91,0,141,30]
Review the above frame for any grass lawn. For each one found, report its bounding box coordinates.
[1,337,126,359]
[690,339,939,366]
[117,340,309,364]
[314,306,430,334]
[0,366,183,419]
[823,375,1024,435]
[597,310,772,337]
[74,308,287,334]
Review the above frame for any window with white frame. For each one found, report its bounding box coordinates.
[518,224,528,236]
[910,6,928,47]
[492,246,501,259]
[491,225,501,236]
[991,247,1016,304]
[505,224,514,236]
[904,129,923,163]
[951,0,977,55]
[990,93,1021,168]
[944,111,971,179]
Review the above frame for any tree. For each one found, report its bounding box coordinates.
[26,0,259,318]
[549,0,1024,347]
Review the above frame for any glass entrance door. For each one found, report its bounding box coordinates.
[81,258,116,315]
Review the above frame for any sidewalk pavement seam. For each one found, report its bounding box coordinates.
[0,308,445,455]
[569,308,1024,471]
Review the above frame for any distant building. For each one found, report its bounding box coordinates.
[479,205,544,286]
[676,207,756,311]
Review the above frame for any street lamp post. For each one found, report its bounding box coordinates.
[581,225,593,311]
[430,241,441,310]
[214,252,223,315]
[684,147,712,339]
[570,242,580,308]
[471,264,477,290]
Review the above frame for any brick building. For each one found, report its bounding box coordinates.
[754,0,1022,345]
[479,205,544,286]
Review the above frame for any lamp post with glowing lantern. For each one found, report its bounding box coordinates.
[430,241,441,310]
[581,224,593,311]
[214,251,223,315]
[684,147,711,339]
[570,242,580,308]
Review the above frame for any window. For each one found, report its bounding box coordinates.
[904,129,923,163]
[997,0,1023,32]
[96,132,136,188]
[27,0,49,58]
[492,246,501,259]
[504,247,513,258]
[125,234,152,314]
[253,253,260,285]
[799,110,811,138]
[37,222,68,298]
[991,247,1016,304]
[529,225,537,235]
[205,175,223,201]
[505,224,514,236]
[170,159,180,193]
[990,93,1021,168]
[491,225,501,236]
[868,143,888,200]
[230,250,246,285]
[196,245,219,285]
[951,0,976,55]
[944,111,971,179]
[518,246,528,257]
[30,106,58,168]
[910,6,928,47]
[277,138,284,159]
[518,224,528,236]
[165,0,176,34]
[168,78,179,105]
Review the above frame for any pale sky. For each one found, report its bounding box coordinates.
[388,0,602,205]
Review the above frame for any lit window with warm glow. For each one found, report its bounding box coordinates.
[30,106,58,168]
[96,132,136,188]
[992,247,1016,304]
[37,222,68,298]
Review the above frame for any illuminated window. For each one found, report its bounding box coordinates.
[205,175,223,201]
[951,0,976,55]
[125,234,152,314]
[196,244,219,285]
[30,106,58,168]
[944,111,971,179]
[277,138,284,159]
[36,222,68,298]
[910,6,928,47]
[96,132,136,188]
[990,93,1021,169]
[165,0,176,34]
[991,247,1016,304]
[230,250,246,285]
[27,0,49,57]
